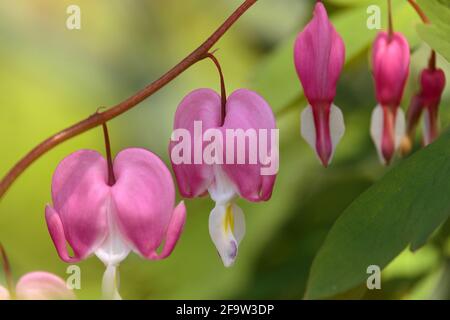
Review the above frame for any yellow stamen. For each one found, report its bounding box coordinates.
[223,204,234,234]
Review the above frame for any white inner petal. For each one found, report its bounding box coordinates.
[208,166,236,205]
[300,105,316,156]
[370,104,386,165]
[102,264,122,300]
[95,196,130,266]
[209,202,246,268]
[300,104,345,165]
[394,108,406,149]
[422,109,432,146]
[329,104,346,163]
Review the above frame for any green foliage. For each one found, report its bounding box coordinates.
[417,0,450,62]
[306,131,450,299]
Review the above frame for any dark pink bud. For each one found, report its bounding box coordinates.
[370,32,410,165]
[420,68,446,145]
[294,2,346,167]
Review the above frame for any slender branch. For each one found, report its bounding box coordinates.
[203,52,227,122]
[0,0,258,199]
[0,243,14,298]
[387,0,394,38]
[102,122,116,186]
[406,0,436,69]
[407,0,430,24]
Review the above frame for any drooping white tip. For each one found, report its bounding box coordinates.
[102,265,122,300]
[370,104,405,165]
[300,104,345,166]
[208,202,246,267]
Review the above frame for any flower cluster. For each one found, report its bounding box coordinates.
[32,1,445,300]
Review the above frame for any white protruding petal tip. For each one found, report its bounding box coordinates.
[209,202,246,267]
[370,104,387,165]
[301,104,345,166]
[329,104,346,163]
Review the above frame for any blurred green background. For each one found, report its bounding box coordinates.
[0,0,449,299]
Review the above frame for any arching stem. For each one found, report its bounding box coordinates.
[203,52,227,123]
[102,122,116,186]
[387,0,394,39]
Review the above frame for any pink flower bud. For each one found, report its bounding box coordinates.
[420,68,445,145]
[294,2,346,167]
[0,272,75,300]
[370,32,410,164]
[169,88,278,267]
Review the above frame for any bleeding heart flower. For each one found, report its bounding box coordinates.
[0,272,75,300]
[370,31,410,165]
[169,88,277,267]
[45,148,186,299]
[405,68,446,149]
[294,2,346,167]
[417,68,446,145]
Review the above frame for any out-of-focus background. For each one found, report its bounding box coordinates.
[0,0,449,299]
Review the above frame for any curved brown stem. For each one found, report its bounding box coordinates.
[0,0,258,199]
[407,0,430,24]
[406,0,436,69]
[387,0,394,38]
[102,122,116,186]
[203,52,227,123]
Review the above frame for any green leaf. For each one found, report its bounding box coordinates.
[305,131,450,299]
[416,0,450,62]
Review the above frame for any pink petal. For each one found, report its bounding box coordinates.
[112,148,183,258]
[47,150,110,261]
[294,2,345,167]
[0,285,10,300]
[169,89,222,198]
[146,201,186,260]
[15,272,75,300]
[294,2,345,105]
[221,89,277,202]
[372,32,410,107]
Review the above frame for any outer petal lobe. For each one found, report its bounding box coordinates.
[47,150,110,261]
[294,2,345,104]
[112,148,183,259]
[221,89,277,202]
[169,89,222,198]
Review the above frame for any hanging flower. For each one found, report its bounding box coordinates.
[0,271,75,300]
[370,31,410,164]
[294,2,346,167]
[45,148,186,299]
[169,88,278,267]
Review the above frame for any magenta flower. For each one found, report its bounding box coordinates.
[417,68,446,145]
[405,68,446,147]
[0,272,75,300]
[45,148,186,299]
[169,88,277,267]
[294,2,346,167]
[370,32,410,164]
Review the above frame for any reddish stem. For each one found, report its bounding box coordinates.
[203,52,227,123]
[0,0,258,199]
[387,0,394,39]
[102,122,116,186]
[406,0,436,69]
[407,0,430,24]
